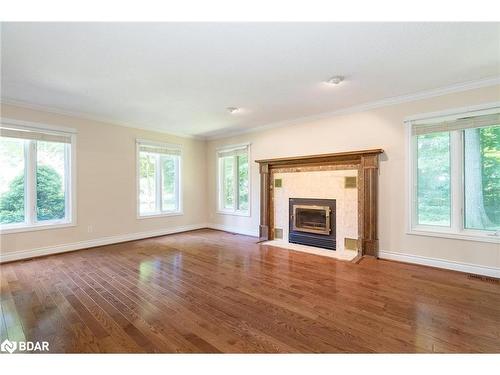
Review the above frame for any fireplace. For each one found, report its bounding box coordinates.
[289,198,336,250]
[256,149,383,256]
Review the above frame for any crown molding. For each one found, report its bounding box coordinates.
[2,76,499,142]
[0,98,205,141]
[204,76,500,140]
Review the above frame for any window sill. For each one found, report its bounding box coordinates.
[407,228,500,244]
[216,210,250,217]
[0,221,75,234]
[137,211,184,219]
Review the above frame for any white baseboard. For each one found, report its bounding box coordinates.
[379,250,500,278]
[0,223,208,263]
[207,223,259,237]
[4,227,497,279]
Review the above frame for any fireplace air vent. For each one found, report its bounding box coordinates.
[274,228,283,239]
[467,274,499,283]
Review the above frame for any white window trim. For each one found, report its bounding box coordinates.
[0,118,77,234]
[216,142,251,217]
[136,139,183,219]
[405,102,500,244]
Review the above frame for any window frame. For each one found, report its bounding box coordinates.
[136,139,182,219]
[216,143,251,217]
[406,102,500,243]
[0,118,77,234]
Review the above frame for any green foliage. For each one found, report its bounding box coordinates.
[417,132,451,226]
[237,154,249,211]
[36,165,65,221]
[223,157,234,208]
[140,153,155,179]
[0,173,25,223]
[480,125,500,225]
[139,152,156,211]
[139,152,178,212]
[161,156,176,210]
[0,165,65,224]
[221,154,249,211]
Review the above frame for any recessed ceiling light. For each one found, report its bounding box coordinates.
[326,75,344,85]
[227,107,240,114]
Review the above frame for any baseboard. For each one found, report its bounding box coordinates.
[0,223,208,263]
[207,223,259,237]
[379,250,500,278]
[5,228,496,278]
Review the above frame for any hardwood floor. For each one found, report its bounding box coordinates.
[1,229,499,353]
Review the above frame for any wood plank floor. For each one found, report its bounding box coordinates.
[1,229,499,353]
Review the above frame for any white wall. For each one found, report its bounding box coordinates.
[0,104,208,261]
[206,85,500,273]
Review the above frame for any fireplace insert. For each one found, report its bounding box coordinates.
[289,198,336,250]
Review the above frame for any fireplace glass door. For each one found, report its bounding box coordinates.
[292,205,331,235]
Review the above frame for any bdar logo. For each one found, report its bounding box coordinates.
[1,339,17,353]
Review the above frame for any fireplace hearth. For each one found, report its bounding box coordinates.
[289,198,336,250]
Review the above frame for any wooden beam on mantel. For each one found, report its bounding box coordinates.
[255,148,383,165]
[255,148,384,258]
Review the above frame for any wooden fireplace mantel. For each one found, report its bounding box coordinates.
[256,148,384,257]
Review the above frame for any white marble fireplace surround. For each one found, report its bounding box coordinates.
[270,169,359,260]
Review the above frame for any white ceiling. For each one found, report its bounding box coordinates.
[1,22,499,138]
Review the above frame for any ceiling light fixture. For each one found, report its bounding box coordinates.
[227,107,240,114]
[326,75,344,85]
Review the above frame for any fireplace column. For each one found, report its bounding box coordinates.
[360,155,379,256]
[259,162,270,241]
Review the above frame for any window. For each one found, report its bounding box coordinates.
[464,126,500,231]
[217,144,250,215]
[416,131,451,226]
[408,105,500,241]
[0,120,75,232]
[137,139,181,217]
